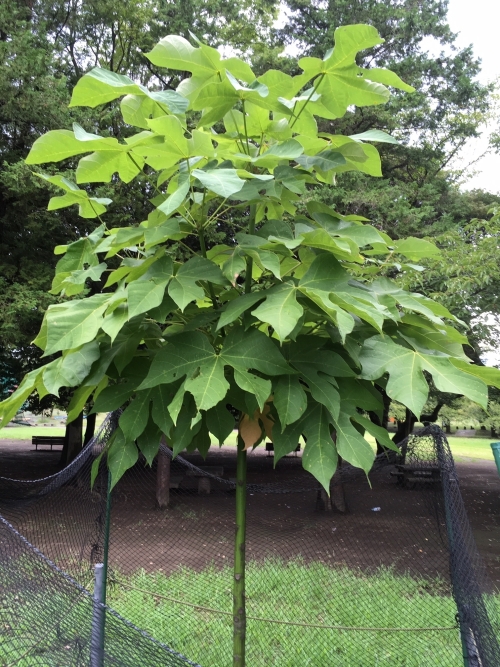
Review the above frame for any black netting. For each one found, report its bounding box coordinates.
[1,416,499,666]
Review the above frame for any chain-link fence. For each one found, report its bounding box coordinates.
[1,416,499,666]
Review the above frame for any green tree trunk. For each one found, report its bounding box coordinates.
[233,435,247,666]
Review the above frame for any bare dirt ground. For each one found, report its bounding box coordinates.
[1,440,499,589]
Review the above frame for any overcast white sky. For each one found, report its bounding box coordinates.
[435,0,500,193]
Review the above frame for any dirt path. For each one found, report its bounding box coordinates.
[1,440,500,587]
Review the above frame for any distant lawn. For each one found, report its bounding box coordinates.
[1,424,497,463]
[0,426,65,439]
[447,436,497,462]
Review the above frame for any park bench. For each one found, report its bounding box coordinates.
[265,442,301,457]
[391,464,440,488]
[185,466,224,494]
[32,436,65,451]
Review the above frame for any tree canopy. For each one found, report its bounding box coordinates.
[2,25,500,487]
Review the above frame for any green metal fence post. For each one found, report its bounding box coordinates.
[490,442,500,478]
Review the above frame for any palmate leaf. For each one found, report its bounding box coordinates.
[251,283,303,341]
[168,256,227,311]
[137,418,162,466]
[333,412,375,473]
[119,390,151,441]
[192,168,245,197]
[184,357,229,410]
[69,67,188,114]
[107,428,139,490]
[37,174,112,219]
[217,292,265,330]
[359,335,488,417]
[127,280,170,319]
[206,403,235,445]
[44,294,110,355]
[301,403,338,493]
[234,369,271,411]
[298,25,414,120]
[273,375,307,430]
[43,342,100,395]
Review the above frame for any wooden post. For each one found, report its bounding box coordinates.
[60,410,83,467]
[331,465,346,512]
[156,435,171,509]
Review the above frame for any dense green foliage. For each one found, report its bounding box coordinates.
[0,0,279,382]
[1,26,499,491]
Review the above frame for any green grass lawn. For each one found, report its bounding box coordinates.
[1,425,498,465]
[446,437,497,462]
[107,560,472,667]
[0,425,66,439]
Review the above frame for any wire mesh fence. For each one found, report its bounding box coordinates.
[1,416,499,666]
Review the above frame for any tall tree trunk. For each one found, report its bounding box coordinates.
[233,436,247,666]
[331,461,346,512]
[60,411,83,466]
[83,412,97,445]
[156,436,171,509]
[393,403,444,444]
[369,389,392,454]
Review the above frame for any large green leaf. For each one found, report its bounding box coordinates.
[169,256,226,311]
[273,375,307,430]
[150,384,175,436]
[137,419,162,466]
[107,428,139,490]
[92,382,135,413]
[234,369,271,411]
[69,67,188,114]
[119,390,151,441]
[146,35,220,77]
[140,332,215,389]
[450,359,500,390]
[0,368,43,426]
[298,25,413,119]
[220,327,293,376]
[349,129,399,144]
[206,403,235,444]
[301,404,338,493]
[26,130,113,164]
[38,175,112,219]
[76,150,143,184]
[359,336,488,416]
[333,412,375,473]
[43,342,100,395]
[350,412,398,452]
[184,356,229,410]
[393,237,441,261]
[128,280,169,319]
[216,292,265,330]
[192,168,245,197]
[251,283,303,341]
[45,295,109,355]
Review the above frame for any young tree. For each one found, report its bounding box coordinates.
[2,26,500,666]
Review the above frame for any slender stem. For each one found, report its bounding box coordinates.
[197,219,219,310]
[244,204,257,294]
[232,200,256,667]
[242,101,250,156]
[233,435,247,667]
[290,73,325,129]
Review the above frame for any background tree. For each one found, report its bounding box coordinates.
[0,0,279,443]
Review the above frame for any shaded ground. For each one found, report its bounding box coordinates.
[1,439,499,589]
